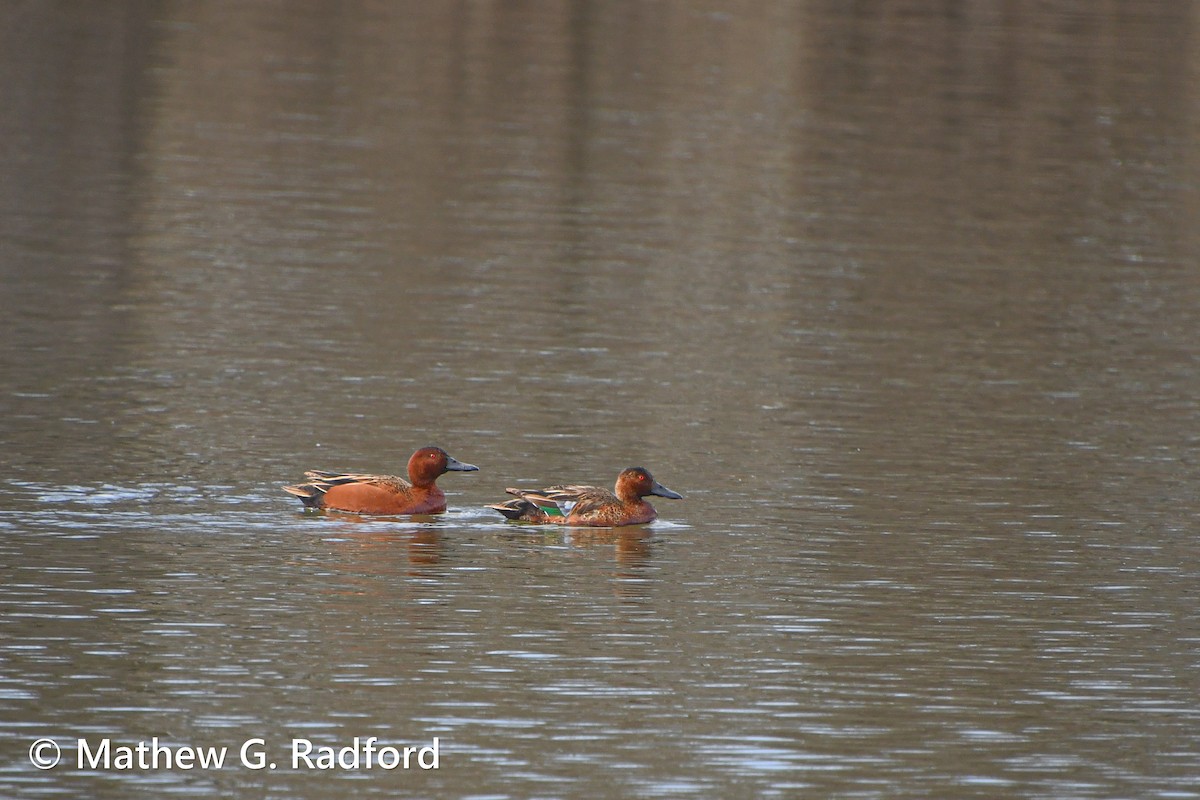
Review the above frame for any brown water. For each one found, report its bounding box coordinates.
[3,2,1199,798]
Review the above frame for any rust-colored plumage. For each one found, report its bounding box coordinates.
[489,467,682,527]
[284,446,478,515]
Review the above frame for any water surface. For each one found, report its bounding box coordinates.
[2,2,1199,798]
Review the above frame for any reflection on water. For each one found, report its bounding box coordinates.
[3,1,1200,798]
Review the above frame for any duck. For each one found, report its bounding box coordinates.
[284,446,478,514]
[488,466,682,527]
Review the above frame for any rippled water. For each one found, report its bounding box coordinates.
[3,2,1200,798]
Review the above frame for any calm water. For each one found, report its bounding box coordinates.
[3,2,1200,798]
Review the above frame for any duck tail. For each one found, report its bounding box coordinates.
[283,482,327,508]
[486,500,529,520]
[488,498,556,523]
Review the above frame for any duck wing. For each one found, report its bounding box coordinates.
[303,471,412,492]
[507,484,617,517]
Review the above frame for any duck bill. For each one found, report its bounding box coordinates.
[445,456,480,472]
[649,481,683,499]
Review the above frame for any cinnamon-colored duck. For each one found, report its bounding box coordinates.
[488,467,682,527]
[284,446,478,514]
